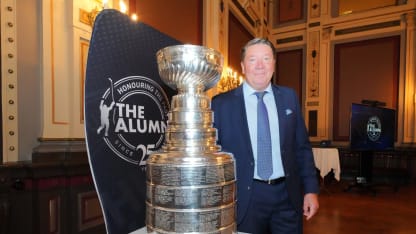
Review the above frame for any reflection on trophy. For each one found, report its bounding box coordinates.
[146,45,237,233]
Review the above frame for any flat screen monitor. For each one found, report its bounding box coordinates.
[349,103,396,151]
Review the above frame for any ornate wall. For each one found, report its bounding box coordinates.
[1,0,415,161]
[269,0,416,145]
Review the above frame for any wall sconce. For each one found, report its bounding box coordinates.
[217,67,243,93]
[80,0,106,27]
[86,5,103,26]
[80,0,137,27]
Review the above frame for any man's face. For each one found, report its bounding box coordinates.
[241,43,275,91]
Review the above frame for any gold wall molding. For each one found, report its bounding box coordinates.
[80,39,90,123]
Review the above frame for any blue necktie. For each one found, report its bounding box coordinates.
[255,92,273,179]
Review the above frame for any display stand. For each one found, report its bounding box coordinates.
[344,150,377,195]
[346,101,396,196]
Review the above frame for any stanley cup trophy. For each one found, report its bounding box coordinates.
[146,45,237,233]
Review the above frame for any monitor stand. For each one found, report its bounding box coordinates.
[344,151,377,195]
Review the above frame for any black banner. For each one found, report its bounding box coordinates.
[85,9,180,234]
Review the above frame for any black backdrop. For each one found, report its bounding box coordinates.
[85,9,180,234]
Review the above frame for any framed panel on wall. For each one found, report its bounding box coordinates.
[333,36,400,141]
[275,49,304,103]
[271,0,306,28]
[136,0,203,44]
[335,0,402,17]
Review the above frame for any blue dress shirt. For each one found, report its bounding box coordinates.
[242,82,285,179]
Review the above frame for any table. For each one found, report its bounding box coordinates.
[312,148,341,181]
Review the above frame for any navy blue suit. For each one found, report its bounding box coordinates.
[211,84,319,227]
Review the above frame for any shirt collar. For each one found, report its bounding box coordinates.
[243,81,273,96]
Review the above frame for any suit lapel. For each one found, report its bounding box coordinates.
[232,86,254,158]
[272,86,286,148]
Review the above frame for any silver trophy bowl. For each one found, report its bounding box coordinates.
[146,45,236,233]
[156,44,223,91]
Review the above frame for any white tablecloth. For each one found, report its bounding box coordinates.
[129,227,147,234]
[312,148,341,181]
[130,227,248,234]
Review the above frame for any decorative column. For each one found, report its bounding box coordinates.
[319,26,333,140]
[403,11,416,143]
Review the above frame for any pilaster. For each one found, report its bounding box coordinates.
[1,0,18,161]
[403,11,416,143]
[40,0,92,139]
[305,0,333,141]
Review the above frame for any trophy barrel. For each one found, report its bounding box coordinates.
[146,152,236,233]
[146,45,236,233]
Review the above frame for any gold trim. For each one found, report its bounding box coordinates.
[80,40,90,124]
[78,191,104,231]
[38,137,85,142]
[49,197,60,233]
[51,0,68,125]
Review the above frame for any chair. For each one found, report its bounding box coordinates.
[84,9,179,233]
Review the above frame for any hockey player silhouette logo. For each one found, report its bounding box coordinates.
[97,78,116,137]
[97,76,170,166]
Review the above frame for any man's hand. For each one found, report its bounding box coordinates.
[303,193,319,220]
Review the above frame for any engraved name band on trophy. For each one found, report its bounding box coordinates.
[146,45,237,234]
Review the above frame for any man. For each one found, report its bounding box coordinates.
[212,38,319,233]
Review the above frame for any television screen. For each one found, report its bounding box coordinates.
[349,103,396,151]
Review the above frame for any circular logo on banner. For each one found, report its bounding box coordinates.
[97,76,169,165]
[366,116,381,141]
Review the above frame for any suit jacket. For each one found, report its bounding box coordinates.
[211,84,319,224]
